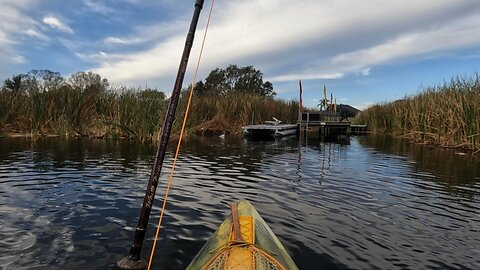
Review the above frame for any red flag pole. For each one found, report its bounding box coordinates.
[299,80,303,113]
[330,92,333,113]
[298,80,303,123]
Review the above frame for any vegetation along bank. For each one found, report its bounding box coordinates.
[0,65,298,141]
[358,74,480,152]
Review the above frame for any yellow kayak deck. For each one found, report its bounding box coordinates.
[186,200,298,270]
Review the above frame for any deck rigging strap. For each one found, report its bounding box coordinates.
[146,0,216,269]
[230,202,245,242]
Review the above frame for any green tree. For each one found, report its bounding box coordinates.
[68,71,109,92]
[260,81,275,97]
[3,74,26,92]
[138,88,166,100]
[203,68,228,95]
[197,65,275,97]
[20,70,64,93]
[193,81,207,96]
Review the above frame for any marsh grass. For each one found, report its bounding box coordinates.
[160,91,299,136]
[181,91,299,135]
[358,75,480,151]
[0,84,169,141]
[1,85,298,141]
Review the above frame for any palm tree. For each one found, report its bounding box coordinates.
[317,99,329,111]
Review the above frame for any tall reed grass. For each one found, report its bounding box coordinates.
[358,75,480,151]
[1,84,298,140]
[181,92,299,135]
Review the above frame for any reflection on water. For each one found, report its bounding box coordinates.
[0,136,479,270]
[358,135,480,199]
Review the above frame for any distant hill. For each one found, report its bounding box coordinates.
[337,104,360,117]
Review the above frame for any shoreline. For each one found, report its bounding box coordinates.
[369,131,480,155]
[0,127,242,141]
[2,130,478,155]
[357,75,480,155]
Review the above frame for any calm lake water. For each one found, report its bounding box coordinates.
[0,135,479,270]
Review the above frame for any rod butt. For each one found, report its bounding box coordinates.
[117,256,147,270]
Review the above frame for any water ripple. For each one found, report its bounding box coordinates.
[0,137,479,269]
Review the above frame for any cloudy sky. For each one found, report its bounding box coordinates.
[1,0,480,109]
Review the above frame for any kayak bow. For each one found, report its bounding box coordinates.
[186,200,298,270]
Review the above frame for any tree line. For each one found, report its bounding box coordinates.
[194,64,275,97]
[0,65,290,140]
[2,64,275,97]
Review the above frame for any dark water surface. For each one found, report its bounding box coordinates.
[0,135,479,270]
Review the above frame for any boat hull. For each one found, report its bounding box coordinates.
[185,200,298,270]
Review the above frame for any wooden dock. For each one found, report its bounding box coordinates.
[242,124,298,138]
[351,124,367,135]
[298,112,367,138]
[241,113,367,140]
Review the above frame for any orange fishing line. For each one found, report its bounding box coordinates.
[146,0,216,269]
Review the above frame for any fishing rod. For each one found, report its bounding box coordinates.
[117,1,205,269]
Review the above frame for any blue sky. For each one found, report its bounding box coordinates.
[1,0,480,110]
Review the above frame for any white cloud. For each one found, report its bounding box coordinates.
[0,0,40,71]
[329,13,480,72]
[43,16,73,34]
[12,55,27,64]
[270,72,344,82]
[83,0,115,15]
[104,37,128,44]
[103,36,145,45]
[75,51,127,63]
[101,19,190,48]
[93,35,186,85]
[361,68,371,76]
[81,0,480,90]
[23,28,49,41]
